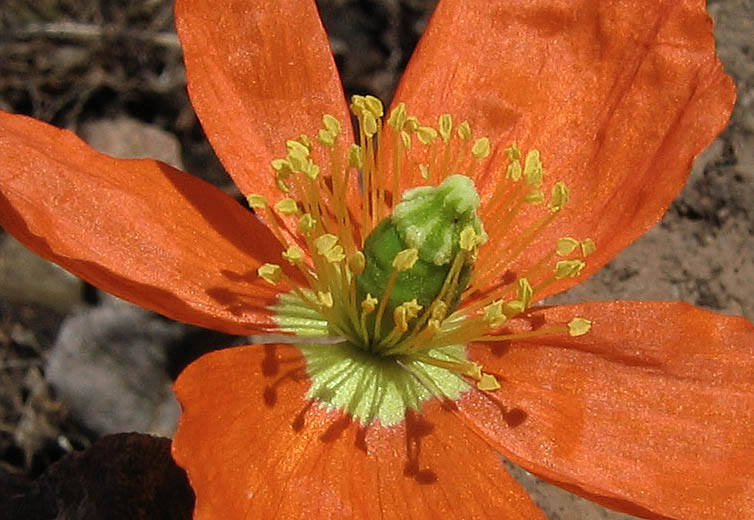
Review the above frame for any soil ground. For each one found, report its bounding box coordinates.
[0,1,752,519]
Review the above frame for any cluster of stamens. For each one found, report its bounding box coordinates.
[252,95,593,394]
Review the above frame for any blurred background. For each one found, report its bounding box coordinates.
[0,1,752,518]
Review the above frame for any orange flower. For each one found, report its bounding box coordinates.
[0,0,752,518]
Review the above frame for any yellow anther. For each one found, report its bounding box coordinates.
[472,137,491,159]
[298,213,317,235]
[318,128,336,147]
[439,114,452,142]
[303,161,320,180]
[350,95,366,115]
[477,373,501,391]
[317,291,334,308]
[272,158,294,182]
[523,149,543,187]
[551,181,570,212]
[387,103,407,131]
[275,171,291,193]
[361,293,378,314]
[258,263,282,285]
[568,317,592,337]
[426,318,441,334]
[416,126,438,145]
[364,95,384,118]
[404,116,420,132]
[463,362,483,380]
[271,158,289,172]
[556,237,580,256]
[286,139,310,158]
[322,114,341,135]
[297,134,313,151]
[506,160,522,181]
[580,238,596,257]
[274,198,299,215]
[525,189,545,205]
[363,111,378,137]
[313,234,344,263]
[502,299,525,318]
[483,300,506,327]
[402,299,423,320]
[517,278,533,308]
[348,144,363,169]
[314,234,339,256]
[349,251,366,275]
[457,121,471,140]
[246,193,267,209]
[400,131,411,149]
[419,164,430,179]
[325,245,345,263]
[324,245,345,263]
[287,150,309,173]
[505,144,521,161]
[555,259,586,279]
[393,248,419,272]
[393,299,423,332]
[282,245,304,265]
[459,226,478,252]
[394,305,409,332]
[429,300,448,321]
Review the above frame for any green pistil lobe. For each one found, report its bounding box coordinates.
[392,174,486,265]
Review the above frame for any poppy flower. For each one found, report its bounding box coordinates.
[0,0,752,518]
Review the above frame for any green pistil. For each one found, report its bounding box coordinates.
[392,174,487,266]
[356,174,487,339]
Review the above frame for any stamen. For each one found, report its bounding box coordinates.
[318,291,334,308]
[392,248,419,271]
[438,114,452,142]
[472,137,490,159]
[282,245,304,264]
[477,373,501,391]
[483,300,506,328]
[556,237,580,256]
[258,99,595,424]
[274,198,299,215]
[457,121,471,141]
[568,317,592,336]
[349,251,366,275]
[258,263,282,285]
[372,248,418,341]
[246,194,267,208]
[581,238,596,257]
[554,259,586,279]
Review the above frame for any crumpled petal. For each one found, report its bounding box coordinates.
[462,301,754,519]
[173,344,546,519]
[394,0,735,300]
[175,0,355,202]
[0,111,285,335]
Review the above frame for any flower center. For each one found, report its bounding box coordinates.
[252,96,593,425]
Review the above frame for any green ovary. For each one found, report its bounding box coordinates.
[356,174,487,338]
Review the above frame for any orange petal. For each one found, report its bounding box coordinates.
[394,0,735,299]
[173,344,546,519]
[461,301,754,519]
[174,0,354,200]
[0,111,285,335]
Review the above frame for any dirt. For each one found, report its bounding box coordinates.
[0,1,752,519]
